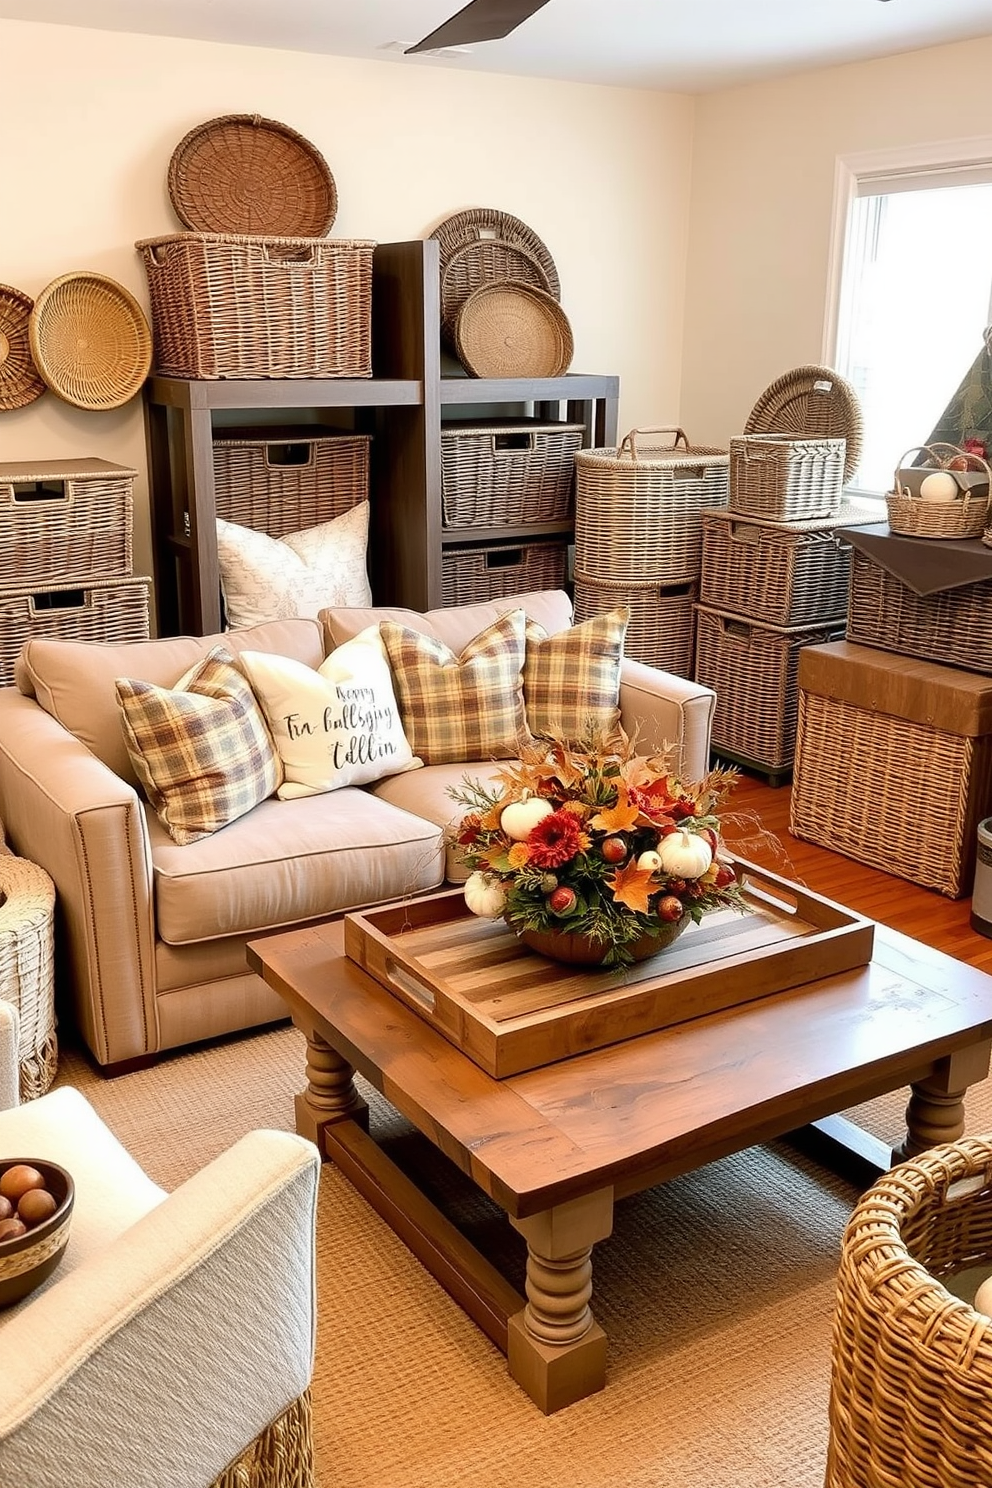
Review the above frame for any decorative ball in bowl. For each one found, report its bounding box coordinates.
[0,1159,74,1307]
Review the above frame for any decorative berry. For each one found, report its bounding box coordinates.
[540,873,559,894]
[600,835,628,864]
[548,885,577,916]
[657,895,684,923]
[713,863,736,888]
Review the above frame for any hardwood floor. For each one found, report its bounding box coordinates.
[722,769,992,974]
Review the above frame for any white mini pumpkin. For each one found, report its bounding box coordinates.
[636,850,663,873]
[463,871,507,918]
[500,794,554,841]
[657,828,713,879]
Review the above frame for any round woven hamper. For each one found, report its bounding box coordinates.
[0,835,57,1100]
[827,1136,992,1488]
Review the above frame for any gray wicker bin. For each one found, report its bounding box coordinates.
[574,571,696,678]
[0,458,135,589]
[212,429,370,537]
[441,540,567,608]
[0,578,151,685]
[847,549,992,675]
[699,507,862,627]
[729,434,845,521]
[441,420,583,528]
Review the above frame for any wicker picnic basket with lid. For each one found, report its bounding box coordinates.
[136,233,374,379]
[212,429,369,536]
[574,571,696,676]
[441,419,582,528]
[574,427,729,584]
[729,434,846,521]
[745,364,863,483]
[826,1137,992,1488]
[886,443,991,539]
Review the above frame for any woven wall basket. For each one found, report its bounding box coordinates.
[454,280,573,378]
[168,114,337,237]
[29,273,152,411]
[0,285,46,411]
[745,364,863,483]
[431,207,560,296]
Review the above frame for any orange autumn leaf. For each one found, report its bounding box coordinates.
[607,860,655,914]
[589,788,640,835]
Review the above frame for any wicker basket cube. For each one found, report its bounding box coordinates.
[135,233,375,380]
[440,420,583,529]
[574,428,729,584]
[847,547,992,675]
[729,434,845,521]
[212,428,370,537]
[827,1137,992,1488]
[791,641,992,897]
[699,507,858,627]
[693,605,843,776]
[0,578,151,686]
[0,458,135,589]
[440,539,567,608]
[573,571,696,677]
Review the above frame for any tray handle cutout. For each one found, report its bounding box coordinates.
[384,958,436,1012]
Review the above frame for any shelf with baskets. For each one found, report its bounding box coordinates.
[144,238,619,633]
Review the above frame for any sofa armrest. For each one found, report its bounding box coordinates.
[0,690,157,1067]
[619,659,716,780]
[0,1127,320,1488]
[0,1000,18,1112]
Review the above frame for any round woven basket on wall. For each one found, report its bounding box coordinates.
[745,364,863,483]
[0,285,46,411]
[454,280,573,378]
[29,272,152,411]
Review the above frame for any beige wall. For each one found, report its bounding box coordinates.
[0,18,694,608]
[682,34,992,449]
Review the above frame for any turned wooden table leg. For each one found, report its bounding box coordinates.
[894,1040,992,1163]
[507,1188,613,1414]
[293,1024,368,1154]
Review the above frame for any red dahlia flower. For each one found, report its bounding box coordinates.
[527,809,589,868]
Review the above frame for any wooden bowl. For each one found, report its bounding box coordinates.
[0,1159,74,1307]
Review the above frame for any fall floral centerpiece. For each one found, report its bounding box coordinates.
[448,730,748,968]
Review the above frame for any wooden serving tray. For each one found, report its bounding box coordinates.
[343,859,875,1078]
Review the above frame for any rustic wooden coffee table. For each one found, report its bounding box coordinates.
[248,918,992,1414]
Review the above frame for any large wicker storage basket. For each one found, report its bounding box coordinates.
[136,233,374,379]
[212,429,370,536]
[790,641,992,897]
[574,428,729,583]
[0,578,151,686]
[0,833,57,1101]
[729,434,845,521]
[440,421,583,529]
[441,539,567,607]
[0,459,135,588]
[698,508,863,627]
[847,547,992,675]
[826,1138,992,1488]
[573,571,696,677]
[693,606,842,775]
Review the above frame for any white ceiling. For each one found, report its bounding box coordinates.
[2,0,991,91]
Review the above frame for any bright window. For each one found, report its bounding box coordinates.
[833,168,992,494]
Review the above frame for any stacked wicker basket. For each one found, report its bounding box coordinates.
[572,427,730,675]
[0,459,150,685]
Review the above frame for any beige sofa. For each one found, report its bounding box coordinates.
[0,590,715,1070]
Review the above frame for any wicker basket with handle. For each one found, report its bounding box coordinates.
[886,443,991,539]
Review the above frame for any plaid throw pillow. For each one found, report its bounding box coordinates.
[524,607,629,741]
[116,646,282,845]
[379,609,530,765]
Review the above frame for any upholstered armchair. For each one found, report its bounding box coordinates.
[0,1000,321,1487]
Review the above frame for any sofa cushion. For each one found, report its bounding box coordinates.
[321,589,574,654]
[371,760,508,881]
[379,609,530,766]
[217,502,371,629]
[15,618,325,787]
[239,628,420,799]
[116,647,282,845]
[525,606,628,741]
[148,788,445,945]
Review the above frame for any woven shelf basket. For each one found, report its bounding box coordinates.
[212,429,370,536]
[440,420,582,528]
[0,833,57,1101]
[729,434,846,521]
[745,365,862,483]
[454,280,573,379]
[0,459,135,589]
[169,115,337,237]
[441,539,567,607]
[28,273,152,411]
[0,284,46,410]
[847,547,992,676]
[0,578,150,687]
[574,427,729,584]
[826,1138,992,1488]
[886,443,991,539]
[574,570,696,677]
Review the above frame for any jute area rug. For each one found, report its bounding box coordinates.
[55,1022,992,1488]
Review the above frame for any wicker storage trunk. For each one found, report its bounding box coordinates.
[0,459,135,588]
[136,233,374,379]
[791,640,992,897]
[212,429,370,536]
[729,435,845,521]
[0,578,151,686]
[847,547,992,675]
[573,571,696,677]
[699,508,857,627]
[440,420,583,529]
[441,539,567,608]
[574,428,729,583]
[693,606,842,777]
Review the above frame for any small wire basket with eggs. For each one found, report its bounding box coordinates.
[886,442,991,540]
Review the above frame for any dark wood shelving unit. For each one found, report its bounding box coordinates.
[143,238,620,634]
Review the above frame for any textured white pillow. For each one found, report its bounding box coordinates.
[239,627,421,799]
[217,503,372,629]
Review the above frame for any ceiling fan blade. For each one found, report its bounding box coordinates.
[405,0,551,54]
